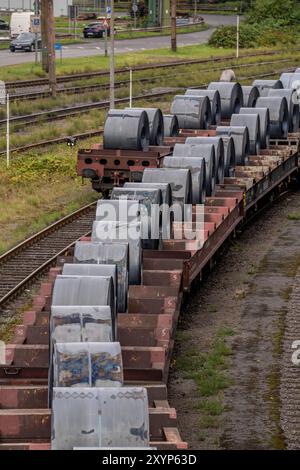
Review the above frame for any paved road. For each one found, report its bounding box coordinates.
[0,14,237,67]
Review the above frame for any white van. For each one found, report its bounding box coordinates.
[10,12,34,38]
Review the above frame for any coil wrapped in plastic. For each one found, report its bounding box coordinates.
[241,86,260,107]
[163,155,206,204]
[185,136,225,186]
[216,126,250,165]
[163,114,179,137]
[53,342,123,388]
[74,241,129,313]
[103,109,150,151]
[207,82,243,119]
[230,113,261,155]
[280,72,300,90]
[252,79,283,97]
[256,96,289,139]
[51,306,114,344]
[239,107,270,149]
[185,88,221,125]
[127,107,164,146]
[268,89,300,132]
[170,95,212,129]
[91,221,142,285]
[51,387,149,450]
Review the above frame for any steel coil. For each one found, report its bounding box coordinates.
[74,241,129,313]
[52,387,149,450]
[241,86,260,107]
[216,126,250,165]
[185,88,221,125]
[163,155,206,204]
[172,142,214,197]
[255,96,289,139]
[185,136,225,186]
[110,187,163,249]
[268,89,300,132]
[239,107,270,149]
[96,199,140,223]
[170,95,212,129]
[219,136,235,176]
[279,72,300,90]
[230,113,260,155]
[252,79,283,97]
[51,306,114,344]
[91,221,142,286]
[53,342,123,388]
[207,82,243,119]
[163,114,179,137]
[124,182,172,206]
[127,107,164,146]
[103,109,150,151]
[142,168,192,220]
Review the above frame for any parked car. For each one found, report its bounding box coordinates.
[0,18,9,31]
[10,32,42,52]
[83,22,110,38]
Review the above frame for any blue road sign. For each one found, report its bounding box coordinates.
[106,7,111,14]
[55,43,62,51]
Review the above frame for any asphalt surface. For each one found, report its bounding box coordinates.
[0,14,237,67]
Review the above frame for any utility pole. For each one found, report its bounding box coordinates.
[41,0,48,72]
[104,0,108,57]
[236,14,240,59]
[46,0,57,96]
[171,0,177,52]
[110,0,115,109]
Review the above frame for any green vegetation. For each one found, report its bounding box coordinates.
[0,145,98,254]
[209,0,300,49]
[175,326,234,430]
[287,213,300,220]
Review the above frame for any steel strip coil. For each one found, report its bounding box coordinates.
[239,107,270,149]
[255,96,289,139]
[52,387,149,450]
[219,136,235,176]
[252,79,283,97]
[241,86,260,107]
[96,199,140,223]
[163,114,179,137]
[91,221,142,286]
[230,113,261,155]
[268,89,300,132]
[185,136,225,186]
[110,187,163,249]
[280,72,300,90]
[103,109,150,151]
[53,342,123,388]
[126,107,164,145]
[170,95,212,129]
[163,155,206,204]
[207,82,243,119]
[124,182,172,206]
[74,241,129,313]
[216,126,250,165]
[185,88,221,125]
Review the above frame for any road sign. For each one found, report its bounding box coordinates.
[55,43,62,51]
[31,16,41,34]
[68,5,78,21]
[132,4,138,13]
[106,7,111,14]
[0,81,6,105]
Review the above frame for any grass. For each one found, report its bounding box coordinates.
[287,212,300,220]
[0,143,98,254]
[175,326,234,430]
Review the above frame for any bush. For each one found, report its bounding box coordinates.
[247,0,298,25]
[209,22,298,49]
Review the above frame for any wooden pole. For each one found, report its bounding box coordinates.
[41,0,48,72]
[171,0,177,52]
[110,0,115,109]
[46,0,57,97]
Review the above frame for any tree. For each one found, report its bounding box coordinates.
[247,0,297,24]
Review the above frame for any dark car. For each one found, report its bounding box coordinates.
[83,22,110,38]
[10,32,42,52]
[0,18,9,30]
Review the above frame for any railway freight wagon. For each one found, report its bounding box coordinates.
[0,72,300,450]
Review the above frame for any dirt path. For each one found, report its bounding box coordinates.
[168,190,300,450]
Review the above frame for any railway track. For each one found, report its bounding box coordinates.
[9,57,298,102]
[5,48,300,92]
[0,202,97,309]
